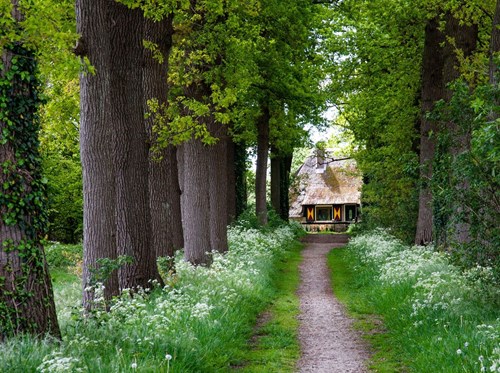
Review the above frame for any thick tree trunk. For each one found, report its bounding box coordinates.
[77,0,119,308]
[442,15,477,245]
[181,139,212,265]
[0,1,60,339]
[143,17,183,258]
[109,2,161,289]
[208,122,229,253]
[255,105,270,225]
[415,16,446,245]
[415,13,477,245]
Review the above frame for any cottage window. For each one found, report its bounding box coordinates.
[315,205,332,222]
[345,204,358,222]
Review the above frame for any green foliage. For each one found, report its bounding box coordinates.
[44,242,82,270]
[330,230,500,372]
[89,256,133,287]
[325,0,424,243]
[0,43,47,238]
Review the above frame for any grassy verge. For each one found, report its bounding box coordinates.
[236,241,302,372]
[0,225,303,372]
[328,230,500,373]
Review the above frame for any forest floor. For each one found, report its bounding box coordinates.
[296,234,370,372]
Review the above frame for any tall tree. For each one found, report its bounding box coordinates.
[415,11,478,245]
[143,16,184,258]
[208,121,229,253]
[108,1,161,289]
[255,103,270,225]
[414,15,447,245]
[0,0,60,339]
[76,0,119,306]
[490,0,500,88]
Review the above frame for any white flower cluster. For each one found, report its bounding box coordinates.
[348,230,500,371]
[348,228,406,269]
[41,223,297,371]
[37,352,83,373]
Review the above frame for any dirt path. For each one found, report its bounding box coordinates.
[297,234,369,373]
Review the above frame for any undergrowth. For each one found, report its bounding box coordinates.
[0,222,302,372]
[329,229,500,373]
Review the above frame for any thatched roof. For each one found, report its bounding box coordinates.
[289,154,362,218]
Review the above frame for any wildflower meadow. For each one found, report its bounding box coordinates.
[0,222,302,372]
[333,229,500,373]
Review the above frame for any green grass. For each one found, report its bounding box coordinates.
[236,241,302,372]
[328,232,500,373]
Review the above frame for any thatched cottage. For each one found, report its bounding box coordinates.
[289,152,362,231]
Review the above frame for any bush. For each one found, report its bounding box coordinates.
[44,242,82,270]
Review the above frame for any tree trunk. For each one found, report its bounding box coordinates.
[143,17,183,258]
[181,139,212,265]
[415,16,447,245]
[109,2,161,289]
[226,137,237,224]
[490,0,500,87]
[234,140,248,219]
[442,15,477,245]
[255,105,270,225]
[280,153,293,220]
[415,13,477,245]
[270,150,281,216]
[0,1,60,339]
[77,0,119,309]
[270,149,293,221]
[208,122,229,253]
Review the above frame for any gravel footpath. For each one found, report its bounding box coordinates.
[297,234,370,373]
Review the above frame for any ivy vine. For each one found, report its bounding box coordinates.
[0,42,50,336]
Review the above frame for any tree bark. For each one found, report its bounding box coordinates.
[280,153,293,220]
[255,104,270,225]
[208,122,229,253]
[415,16,446,245]
[442,14,477,245]
[77,0,119,309]
[270,150,281,216]
[180,139,212,265]
[226,137,237,224]
[143,16,183,258]
[0,0,60,339]
[490,0,500,87]
[234,140,248,219]
[415,12,477,245]
[109,2,161,289]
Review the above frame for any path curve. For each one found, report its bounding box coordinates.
[297,234,369,373]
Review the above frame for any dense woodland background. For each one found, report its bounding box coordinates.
[0,0,499,340]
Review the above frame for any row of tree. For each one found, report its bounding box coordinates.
[327,0,499,267]
[0,0,328,339]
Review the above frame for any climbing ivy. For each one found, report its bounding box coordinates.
[0,42,47,238]
[0,42,53,337]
